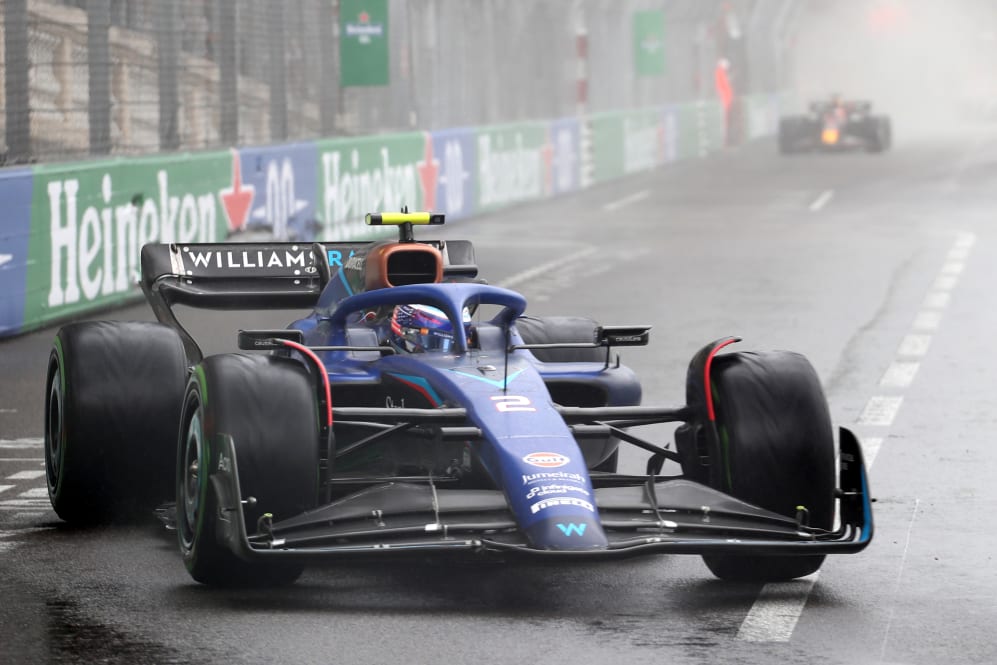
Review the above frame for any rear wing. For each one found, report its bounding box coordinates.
[140,239,477,361]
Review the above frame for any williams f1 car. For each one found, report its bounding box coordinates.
[779,97,892,153]
[44,212,872,587]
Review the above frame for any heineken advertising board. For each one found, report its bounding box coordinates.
[340,0,389,87]
[634,11,666,77]
[0,88,763,336]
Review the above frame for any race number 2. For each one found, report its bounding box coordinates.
[491,395,536,412]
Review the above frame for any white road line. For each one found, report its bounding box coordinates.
[861,437,884,468]
[897,334,931,357]
[933,275,958,291]
[808,189,834,212]
[18,488,49,499]
[922,292,949,309]
[737,575,820,641]
[496,247,598,290]
[0,485,14,495]
[940,261,964,276]
[739,229,973,644]
[954,232,976,248]
[601,190,649,212]
[879,361,920,388]
[0,458,44,463]
[0,439,43,449]
[6,470,45,481]
[912,311,942,331]
[879,499,921,661]
[0,499,50,508]
[857,396,904,426]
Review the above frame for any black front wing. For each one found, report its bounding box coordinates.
[206,428,872,563]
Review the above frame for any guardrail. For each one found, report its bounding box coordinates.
[0,93,787,337]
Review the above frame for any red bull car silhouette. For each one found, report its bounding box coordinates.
[780,97,892,153]
[44,212,873,587]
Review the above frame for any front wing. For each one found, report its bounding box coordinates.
[206,428,872,562]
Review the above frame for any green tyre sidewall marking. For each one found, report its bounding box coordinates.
[710,383,734,492]
[47,336,68,502]
[180,367,212,575]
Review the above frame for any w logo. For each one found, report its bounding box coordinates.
[556,523,587,537]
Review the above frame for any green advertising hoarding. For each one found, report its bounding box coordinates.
[314,132,431,241]
[24,152,234,328]
[634,11,665,77]
[474,123,549,212]
[340,0,390,87]
[590,112,625,183]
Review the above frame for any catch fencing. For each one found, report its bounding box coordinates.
[1,0,801,164]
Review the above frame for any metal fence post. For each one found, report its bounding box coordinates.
[219,0,239,144]
[156,2,180,151]
[268,1,288,141]
[320,0,338,136]
[87,0,112,155]
[3,0,30,163]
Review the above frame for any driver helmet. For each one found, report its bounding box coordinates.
[390,304,471,353]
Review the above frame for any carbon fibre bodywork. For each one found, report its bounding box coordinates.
[141,225,873,569]
[779,99,891,153]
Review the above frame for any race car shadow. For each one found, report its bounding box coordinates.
[167,556,774,619]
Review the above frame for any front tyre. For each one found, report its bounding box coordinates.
[701,351,835,581]
[177,354,319,587]
[45,322,187,524]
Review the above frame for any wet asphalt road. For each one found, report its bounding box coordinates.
[2,130,997,664]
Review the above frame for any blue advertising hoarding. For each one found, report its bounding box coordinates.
[0,169,34,336]
[429,128,476,221]
[232,142,321,241]
[548,117,581,195]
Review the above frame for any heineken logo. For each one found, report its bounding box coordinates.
[478,133,542,207]
[345,11,384,43]
[45,172,219,307]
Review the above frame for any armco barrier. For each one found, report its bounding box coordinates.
[1,94,781,338]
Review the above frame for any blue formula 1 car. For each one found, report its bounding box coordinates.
[44,212,872,587]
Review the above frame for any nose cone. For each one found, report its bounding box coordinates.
[524,515,608,551]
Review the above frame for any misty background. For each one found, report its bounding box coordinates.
[793,0,997,130]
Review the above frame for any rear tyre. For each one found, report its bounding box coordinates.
[45,321,187,525]
[700,351,835,581]
[866,116,891,153]
[778,118,800,154]
[177,353,319,587]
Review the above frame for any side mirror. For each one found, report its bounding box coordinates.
[598,325,651,347]
[238,329,305,350]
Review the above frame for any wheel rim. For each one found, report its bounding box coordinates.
[45,360,64,493]
[179,403,205,550]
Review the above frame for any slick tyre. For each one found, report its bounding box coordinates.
[45,321,187,525]
[702,351,835,582]
[867,117,891,153]
[777,118,800,154]
[177,354,319,587]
